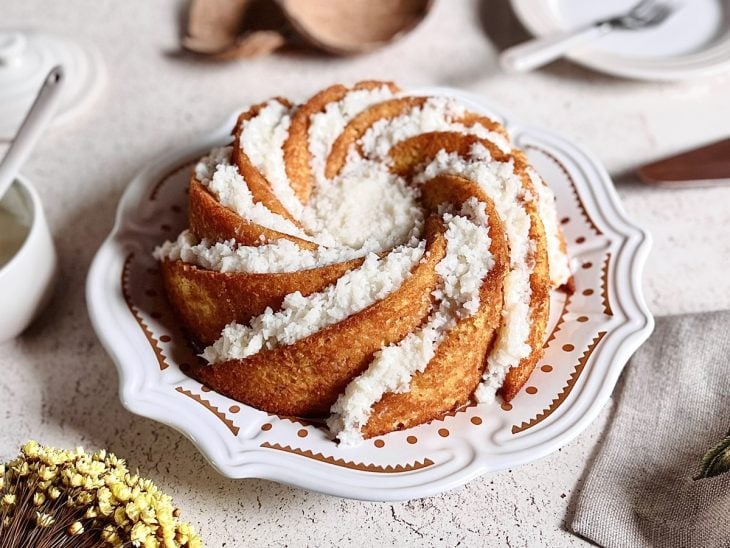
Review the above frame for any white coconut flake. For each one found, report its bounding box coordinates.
[154,230,368,273]
[300,157,423,253]
[435,200,495,317]
[329,202,493,445]
[240,100,304,219]
[202,242,426,363]
[414,146,534,404]
[308,85,397,185]
[195,146,231,181]
[194,147,310,240]
[528,169,571,288]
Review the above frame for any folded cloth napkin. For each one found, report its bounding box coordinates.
[571,310,730,548]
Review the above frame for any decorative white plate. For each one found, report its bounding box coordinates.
[510,0,730,81]
[86,87,653,502]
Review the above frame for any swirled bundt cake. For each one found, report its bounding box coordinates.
[154,81,572,445]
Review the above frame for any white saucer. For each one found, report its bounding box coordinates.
[510,0,730,80]
[0,30,105,139]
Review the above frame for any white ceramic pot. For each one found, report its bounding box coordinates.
[0,176,57,343]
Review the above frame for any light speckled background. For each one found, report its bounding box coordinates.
[2,1,730,546]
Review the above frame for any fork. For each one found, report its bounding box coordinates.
[500,0,676,73]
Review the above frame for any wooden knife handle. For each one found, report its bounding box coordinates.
[638,138,730,187]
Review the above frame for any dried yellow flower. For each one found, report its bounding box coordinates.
[38,465,56,481]
[112,482,132,502]
[33,492,46,507]
[13,461,30,477]
[114,506,129,526]
[130,521,153,546]
[68,520,84,535]
[35,511,55,528]
[126,499,141,521]
[69,472,84,488]
[22,440,40,458]
[102,523,123,545]
[140,505,157,525]
[2,493,16,506]
[98,498,114,516]
[76,490,93,505]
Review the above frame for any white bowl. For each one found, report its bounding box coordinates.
[0,176,57,343]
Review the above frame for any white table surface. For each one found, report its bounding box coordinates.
[2,1,729,546]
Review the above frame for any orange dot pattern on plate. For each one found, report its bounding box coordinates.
[201,386,211,392]
[583,289,594,296]
[577,316,589,323]
[374,439,385,448]
[470,416,483,425]
[406,435,418,444]
[562,344,575,352]
[438,428,449,438]
[261,423,272,431]
[526,386,538,395]
[501,402,512,411]
[159,335,172,343]
[560,217,570,224]
[582,262,593,269]
[541,364,553,373]
[297,429,308,438]
[575,236,586,244]
[229,405,240,414]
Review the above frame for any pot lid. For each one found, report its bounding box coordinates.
[0,30,104,140]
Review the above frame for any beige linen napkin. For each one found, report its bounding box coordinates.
[571,311,730,548]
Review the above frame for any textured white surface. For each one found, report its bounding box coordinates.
[1,0,729,546]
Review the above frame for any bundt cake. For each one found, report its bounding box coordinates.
[154,81,572,445]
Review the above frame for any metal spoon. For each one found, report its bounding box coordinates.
[0,65,65,202]
[500,0,676,74]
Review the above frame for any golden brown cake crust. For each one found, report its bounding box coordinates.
[325,96,428,179]
[188,218,446,417]
[362,175,509,437]
[387,131,551,401]
[231,98,300,223]
[188,178,317,249]
[325,96,509,180]
[282,81,399,202]
[160,256,365,347]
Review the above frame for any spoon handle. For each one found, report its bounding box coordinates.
[499,23,612,73]
[0,66,65,201]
